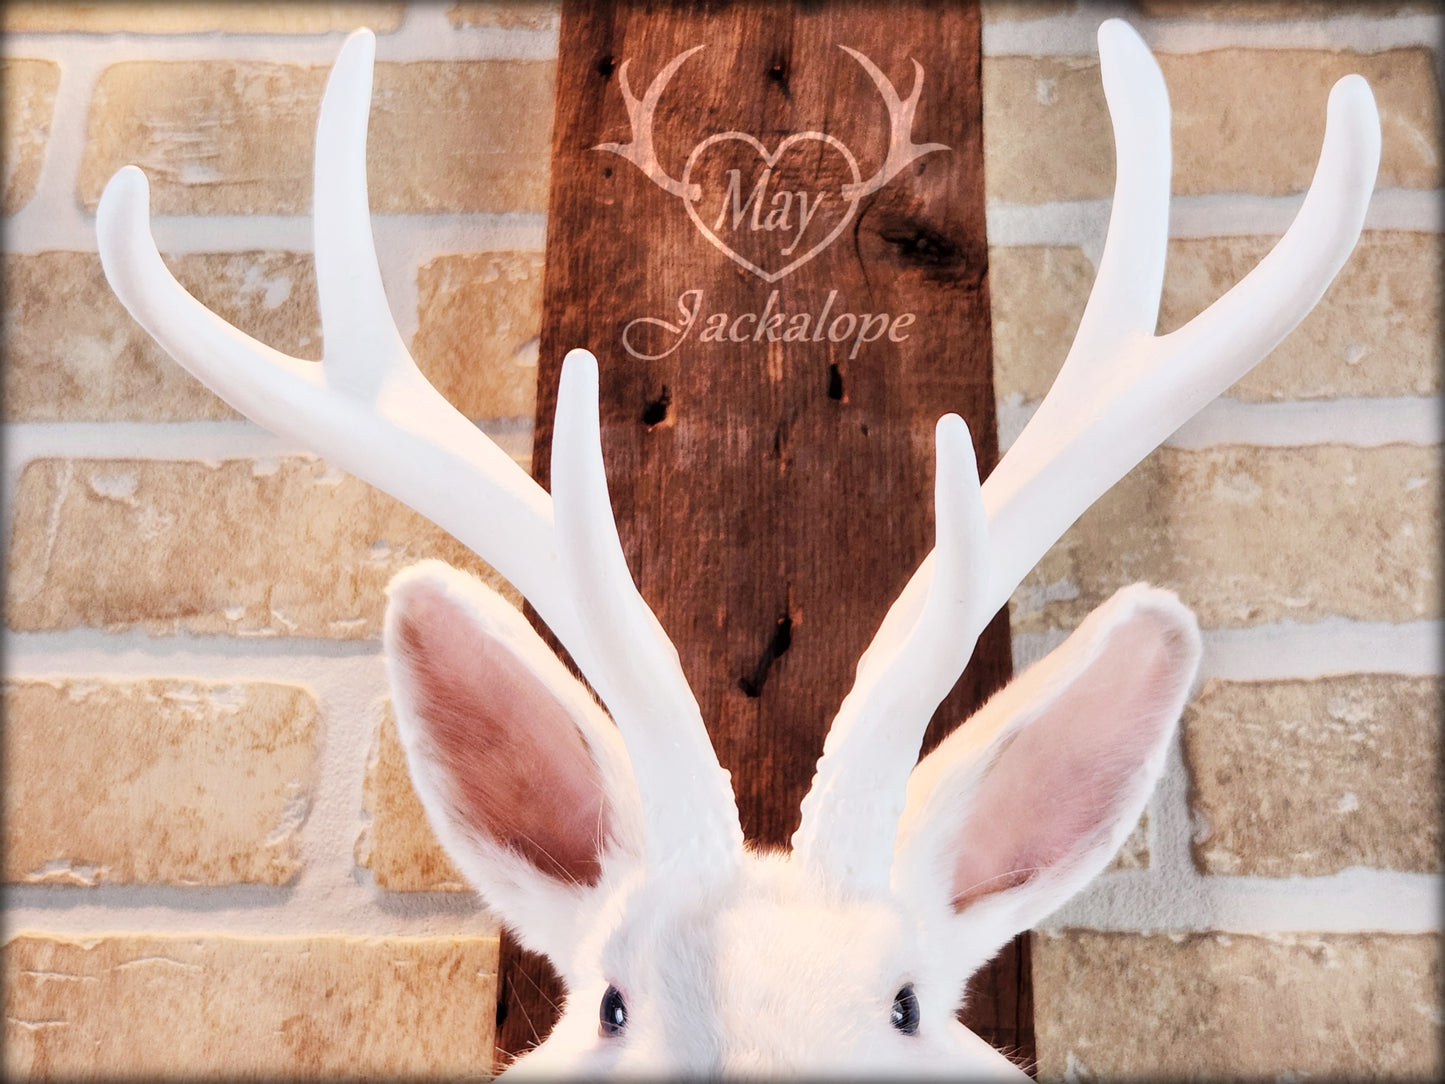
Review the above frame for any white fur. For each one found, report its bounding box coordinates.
[384,560,646,971]
[387,568,1202,1078]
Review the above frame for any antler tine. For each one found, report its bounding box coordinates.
[1066,18,1172,361]
[794,19,1380,893]
[96,29,585,664]
[552,351,744,872]
[1156,74,1380,381]
[97,165,326,419]
[793,415,990,892]
[595,46,704,201]
[311,28,409,391]
[840,46,950,200]
[982,48,1379,607]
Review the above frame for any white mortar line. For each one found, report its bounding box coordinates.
[1167,397,1443,448]
[997,395,1443,454]
[982,6,1443,55]
[0,632,384,672]
[0,421,535,577]
[0,11,559,64]
[3,210,549,257]
[1198,620,1444,682]
[20,190,1431,258]
[1042,867,1443,934]
[8,395,1433,473]
[3,418,535,464]
[7,32,106,270]
[986,190,1441,255]
[1,896,499,941]
[1012,620,1443,681]
[7,5,1437,60]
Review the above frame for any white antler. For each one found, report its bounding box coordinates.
[793,18,1381,893]
[96,28,741,876]
[594,46,705,200]
[840,46,950,199]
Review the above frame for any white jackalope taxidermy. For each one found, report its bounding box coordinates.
[98,19,1378,1079]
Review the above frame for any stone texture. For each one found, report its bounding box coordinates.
[1110,814,1149,872]
[989,245,1094,404]
[413,251,544,421]
[79,60,555,215]
[357,706,470,892]
[3,933,500,1080]
[2,59,60,216]
[1012,444,1440,632]
[1186,675,1442,876]
[1136,1,1437,17]
[3,251,319,422]
[3,679,317,886]
[992,233,1443,405]
[3,249,537,422]
[4,457,522,638]
[1032,930,1443,1082]
[1159,233,1443,402]
[446,1,560,29]
[1,3,404,32]
[984,49,1441,203]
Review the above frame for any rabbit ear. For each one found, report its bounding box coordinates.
[892,585,1201,969]
[384,560,645,965]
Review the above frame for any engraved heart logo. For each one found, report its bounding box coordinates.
[594,45,947,284]
[680,131,862,284]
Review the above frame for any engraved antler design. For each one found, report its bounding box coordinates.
[594,45,705,201]
[597,44,948,205]
[839,46,950,199]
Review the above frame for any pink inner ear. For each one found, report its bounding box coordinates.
[396,586,612,887]
[951,611,1192,910]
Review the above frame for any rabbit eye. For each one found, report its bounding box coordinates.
[890,984,920,1035]
[599,984,628,1038]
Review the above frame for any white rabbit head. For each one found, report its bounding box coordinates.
[94,9,1378,1078]
[384,563,1201,1078]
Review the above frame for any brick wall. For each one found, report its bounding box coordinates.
[2,1,1439,1079]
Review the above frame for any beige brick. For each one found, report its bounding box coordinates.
[357,706,470,892]
[2,59,60,216]
[3,249,531,423]
[1013,444,1440,632]
[3,679,317,886]
[3,251,320,422]
[1160,233,1443,402]
[79,60,555,215]
[4,458,521,638]
[1136,1,1437,18]
[992,233,1442,404]
[1186,675,1442,876]
[413,252,544,421]
[3,933,499,1079]
[447,1,560,29]
[1032,930,1443,1082]
[1,2,404,33]
[984,49,1440,203]
[989,245,1094,404]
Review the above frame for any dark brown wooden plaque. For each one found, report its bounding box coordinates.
[501,0,1031,1071]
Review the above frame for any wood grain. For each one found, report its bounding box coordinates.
[508,0,1031,1071]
